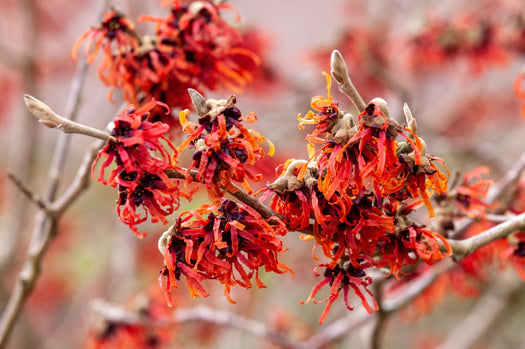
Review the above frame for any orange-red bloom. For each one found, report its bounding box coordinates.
[159,199,290,306]
[92,99,185,237]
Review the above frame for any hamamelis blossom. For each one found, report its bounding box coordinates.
[72,10,138,64]
[92,99,185,237]
[74,2,260,114]
[262,73,452,319]
[178,95,274,202]
[407,15,508,73]
[158,199,290,306]
[380,225,452,278]
[301,259,378,324]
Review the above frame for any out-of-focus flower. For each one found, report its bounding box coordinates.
[74,1,260,118]
[514,70,525,119]
[407,15,509,73]
[86,293,171,349]
[158,199,290,306]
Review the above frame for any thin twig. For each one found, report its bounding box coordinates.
[330,50,367,112]
[7,173,51,214]
[24,95,113,142]
[0,49,93,349]
[173,306,299,348]
[50,141,105,216]
[165,169,283,220]
[435,272,523,349]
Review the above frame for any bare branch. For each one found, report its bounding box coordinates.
[330,50,367,112]
[173,306,299,348]
[7,173,51,214]
[24,94,113,142]
[164,168,283,220]
[50,141,105,216]
[435,273,523,349]
[449,212,525,260]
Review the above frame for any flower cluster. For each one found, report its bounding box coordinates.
[158,199,290,306]
[177,94,274,202]
[74,1,260,116]
[92,99,185,237]
[263,75,451,322]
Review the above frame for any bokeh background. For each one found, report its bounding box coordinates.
[1,0,524,348]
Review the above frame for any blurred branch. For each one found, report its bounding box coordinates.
[449,212,525,260]
[0,143,100,348]
[7,173,51,213]
[435,273,523,349]
[486,151,525,204]
[90,300,300,348]
[173,306,299,348]
[451,152,525,237]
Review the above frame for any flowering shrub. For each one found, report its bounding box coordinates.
[3,1,525,348]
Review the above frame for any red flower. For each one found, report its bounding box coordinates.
[158,199,290,306]
[380,225,452,278]
[178,95,273,202]
[301,260,378,324]
[92,99,185,237]
[72,10,138,64]
[407,15,509,73]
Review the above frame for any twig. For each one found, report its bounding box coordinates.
[24,95,113,142]
[330,50,367,112]
[6,173,51,213]
[50,141,105,216]
[448,212,525,260]
[165,170,284,221]
[173,306,299,348]
[486,151,525,204]
[451,152,525,237]
[298,310,372,349]
[434,273,523,349]
[0,52,93,349]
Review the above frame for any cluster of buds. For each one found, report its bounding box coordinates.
[263,73,451,322]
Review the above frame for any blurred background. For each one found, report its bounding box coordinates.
[0,0,524,348]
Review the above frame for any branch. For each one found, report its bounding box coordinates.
[449,212,525,260]
[7,173,51,213]
[435,273,523,349]
[173,306,299,348]
[90,300,299,348]
[23,94,113,142]
[50,141,105,216]
[330,50,367,112]
[164,170,283,221]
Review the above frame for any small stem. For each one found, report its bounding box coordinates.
[24,94,113,142]
[330,50,367,112]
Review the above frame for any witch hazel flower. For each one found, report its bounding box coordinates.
[74,1,260,114]
[157,199,290,306]
[92,99,187,237]
[177,91,274,202]
[301,258,378,324]
[260,70,453,322]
